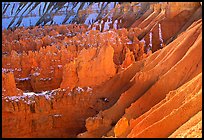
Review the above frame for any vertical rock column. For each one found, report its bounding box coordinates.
[2,72,22,96]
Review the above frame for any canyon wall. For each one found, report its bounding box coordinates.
[77,17,202,138]
[2,24,148,92]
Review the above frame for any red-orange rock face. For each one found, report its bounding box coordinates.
[2,2,202,138]
[2,23,147,92]
[77,44,117,87]
[77,14,202,139]
[165,2,200,19]
[2,72,23,96]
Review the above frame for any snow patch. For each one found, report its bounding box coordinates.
[16,77,30,81]
[58,65,62,68]
[99,20,104,32]
[92,26,96,30]
[158,23,164,47]
[23,92,36,96]
[33,72,40,76]
[99,23,102,31]
[103,18,112,31]
[149,31,153,49]
[3,89,58,105]
[140,38,146,45]
[35,90,56,100]
[76,87,84,93]
[39,78,52,81]
[53,114,62,117]
[85,13,98,25]
[2,68,14,73]
[113,19,118,29]
[14,68,22,71]
[127,40,133,44]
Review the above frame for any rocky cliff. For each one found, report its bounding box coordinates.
[77,17,202,138]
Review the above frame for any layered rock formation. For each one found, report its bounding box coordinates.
[2,9,148,137]
[2,2,202,138]
[61,44,116,89]
[77,17,202,138]
[89,2,201,53]
[2,24,148,92]
[2,72,23,96]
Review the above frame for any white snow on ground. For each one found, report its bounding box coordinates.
[14,68,22,71]
[2,2,118,29]
[2,2,41,29]
[92,26,96,30]
[39,78,52,81]
[23,92,36,96]
[2,18,12,29]
[2,2,19,17]
[91,2,101,11]
[99,20,104,31]
[2,87,92,104]
[2,68,14,73]
[158,23,164,47]
[113,19,118,29]
[76,87,84,93]
[149,31,153,49]
[4,94,35,104]
[72,2,81,13]
[15,77,31,81]
[53,114,62,117]
[33,72,40,76]
[85,13,98,25]
[127,40,133,44]
[140,38,146,45]
[2,2,69,28]
[66,15,75,24]
[3,89,58,105]
[108,2,115,9]
[103,17,112,31]
[52,15,66,25]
